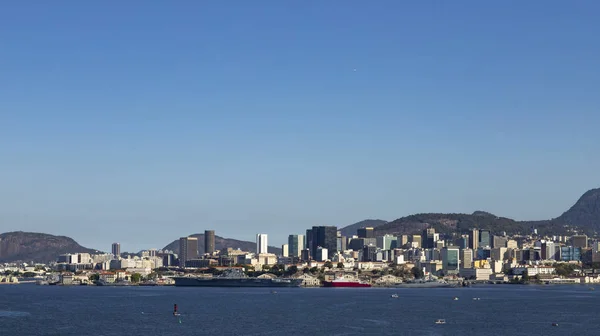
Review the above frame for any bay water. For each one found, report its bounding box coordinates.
[1,284,598,335]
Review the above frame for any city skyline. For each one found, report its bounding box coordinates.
[2,2,600,252]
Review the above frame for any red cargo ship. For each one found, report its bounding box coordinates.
[322,278,372,288]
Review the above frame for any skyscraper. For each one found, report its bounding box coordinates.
[422,228,438,249]
[305,229,313,253]
[256,234,268,254]
[281,244,289,257]
[204,230,215,255]
[337,236,347,252]
[357,227,374,238]
[479,230,491,248]
[308,226,337,259]
[492,235,508,248]
[179,237,198,267]
[468,229,479,250]
[572,235,588,249]
[288,234,305,258]
[441,246,460,275]
[111,243,120,258]
[362,245,377,262]
[460,249,473,269]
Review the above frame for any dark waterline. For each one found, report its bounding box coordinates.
[0,285,597,335]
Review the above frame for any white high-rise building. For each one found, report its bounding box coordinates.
[281,244,289,257]
[257,234,268,254]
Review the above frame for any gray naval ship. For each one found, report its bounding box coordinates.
[173,268,303,288]
[391,274,458,288]
[391,279,456,288]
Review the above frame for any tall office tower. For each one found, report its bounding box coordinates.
[362,245,377,262]
[422,228,438,249]
[377,234,398,250]
[541,241,556,260]
[460,248,473,269]
[256,234,268,254]
[281,244,289,257]
[411,235,422,248]
[492,235,508,248]
[479,230,491,248]
[305,229,313,252]
[288,234,305,258]
[468,229,479,250]
[204,230,215,255]
[572,235,588,249]
[455,236,469,249]
[308,226,338,259]
[357,227,374,239]
[337,236,347,252]
[111,243,121,258]
[441,246,460,275]
[400,235,409,247]
[179,237,199,267]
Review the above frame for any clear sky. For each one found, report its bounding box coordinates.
[1,1,599,252]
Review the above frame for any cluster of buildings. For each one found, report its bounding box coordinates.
[55,247,171,277]
[5,224,600,286]
[176,226,600,284]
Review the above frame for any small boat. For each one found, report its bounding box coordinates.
[271,290,278,294]
[453,297,459,301]
[173,304,180,316]
[435,319,446,324]
[472,297,480,300]
[391,294,399,298]
[552,323,558,327]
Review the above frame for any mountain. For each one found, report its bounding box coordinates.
[372,211,535,236]
[0,231,100,263]
[556,188,600,233]
[339,219,388,237]
[372,212,575,237]
[163,234,282,255]
[339,188,600,237]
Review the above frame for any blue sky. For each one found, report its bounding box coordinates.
[1,1,599,252]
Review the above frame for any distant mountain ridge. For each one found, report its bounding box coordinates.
[162,234,282,255]
[340,188,600,237]
[338,219,388,237]
[556,188,600,231]
[0,231,99,263]
[3,188,600,263]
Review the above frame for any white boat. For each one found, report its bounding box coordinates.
[435,319,446,324]
[390,294,399,298]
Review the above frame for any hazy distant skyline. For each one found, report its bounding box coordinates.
[1,2,599,252]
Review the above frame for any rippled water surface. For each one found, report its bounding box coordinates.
[0,284,598,335]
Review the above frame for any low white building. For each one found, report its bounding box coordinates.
[125,267,152,276]
[512,266,555,277]
[375,274,403,286]
[294,273,321,287]
[356,262,388,270]
[99,272,116,283]
[256,253,278,266]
